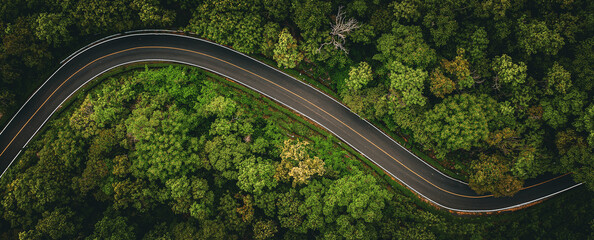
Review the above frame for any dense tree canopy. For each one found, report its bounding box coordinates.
[0,0,593,238]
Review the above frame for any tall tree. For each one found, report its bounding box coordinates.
[556,130,594,190]
[34,13,73,47]
[374,24,437,69]
[469,154,523,197]
[388,61,428,107]
[344,61,373,93]
[516,15,565,56]
[273,28,304,69]
[417,94,496,158]
[74,0,134,35]
[544,62,572,95]
[275,139,325,187]
[187,0,264,54]
[491,54,527,90]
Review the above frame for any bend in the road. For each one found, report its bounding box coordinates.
[0,31,582,213]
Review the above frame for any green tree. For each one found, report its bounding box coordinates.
[417,94,496,158]
[572,37,594,91]
[298,180,327,231]
[343,86,388,120]
[374,24,437,69]
[465,27,489,64]
[1,17,51,84]
[201,95,237,118]
[556,130,594,190]
[276,189,304,231]
[469,154,523,197]
[517,15,565,56]
[86,214,135,240]
[126,100,203,180]
[0,88,14,116]
[262,0,290,21]
[34,13,73,47]
[388,61,428,106]
[131,0,175,27]
[112,179,155,212]
[423,12,458,47]
[237,157,278,195]
[544,62,572,95]
[541,89,587,129]
[391,0,422,22]
[474,0,512,19]
[74,0,134,35]
[19,208,77,240]
[344,61,373,93]
[291,0,331,34]
[273,28,304,69]
[575,104,594,146]
[260,22,281,57]
[492,54,527,89]
[253,219,278,239]
[165,176,213,219]
[323,171,391,231]
[204,134,250,180]
[187,0,264,54]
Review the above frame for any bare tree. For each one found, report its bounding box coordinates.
[319,6,360,54]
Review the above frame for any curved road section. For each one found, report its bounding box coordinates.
[0,32,582,213]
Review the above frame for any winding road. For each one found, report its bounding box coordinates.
[0,31,582,213]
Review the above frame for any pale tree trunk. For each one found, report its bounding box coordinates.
[319,6,360,54]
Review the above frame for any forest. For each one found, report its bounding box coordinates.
[0,65,591,239]
[0,0,592,239]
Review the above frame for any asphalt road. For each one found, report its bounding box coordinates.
[0,32,583,213]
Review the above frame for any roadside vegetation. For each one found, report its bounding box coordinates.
[0,66,592,239]
[0,0,592,239]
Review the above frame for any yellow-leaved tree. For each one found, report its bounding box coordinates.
[275,139,325,187]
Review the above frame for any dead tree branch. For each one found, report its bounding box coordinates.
[319,6,360,54]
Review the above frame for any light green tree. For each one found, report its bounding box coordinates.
[344,62,373,92]
[492,54,527,89]
[374,24,437,69]
[273,28,304,69]
[417,94,496,158]
[323,171,391,223]
[544,62,572,95]
[131,0,175,26]
[388,61,428,106]
[35,13,73,47]
[517,15,565,56]
[237,157,278,195]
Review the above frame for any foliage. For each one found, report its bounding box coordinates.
[1,0,594,238]
[388,61,428,107]
[273,28,304,69]
[516,15,565,56]
[186,0,264,54]
[374,24,437,69]
[417,94,496,158]
[491,54,527,89]
[544,62,572,95]
[469,154,523,197]
[344,61,373,93]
